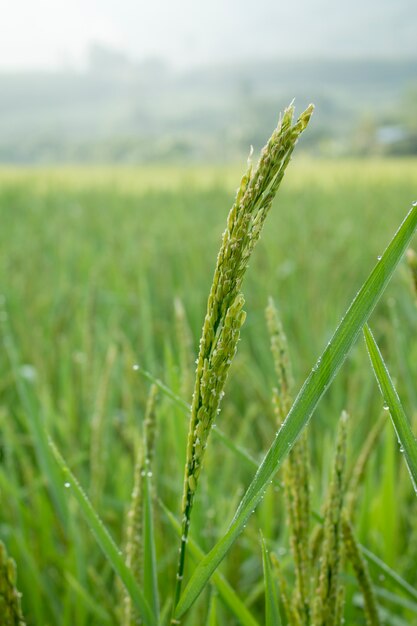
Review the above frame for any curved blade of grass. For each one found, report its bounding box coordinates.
[48,440,156,626]
[161,503,260,626]
[261,535,282,626]
[175,202,417,618]
[64,572,113,623]
[360,544,417,603]
[3,329,68,522]
[373,586,417,614]
[206,593,218,626]
[143,471,160,620]
[134,365,190,412]
[364,324,417,494]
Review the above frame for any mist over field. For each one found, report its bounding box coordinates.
[1,0,416,163]
[1,55,416,163]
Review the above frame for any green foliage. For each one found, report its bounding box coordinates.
[175,195,417,619]
[0,147,417,626]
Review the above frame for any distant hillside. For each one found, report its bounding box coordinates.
[1,56,416,163]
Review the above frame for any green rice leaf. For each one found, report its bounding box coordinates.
[161,503,260,626]
[48,440,156,626]
[360,544,417,603]
[261,535,282,626]
[3,329,68,523]
[206,593,218,626]
[363,324,417,495]
[64,572,112,623]
[175,202,417,618]
[372,587,417,615]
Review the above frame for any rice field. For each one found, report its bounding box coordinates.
[1,144,417,625]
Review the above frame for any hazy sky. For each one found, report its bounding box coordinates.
[1,0,416,71]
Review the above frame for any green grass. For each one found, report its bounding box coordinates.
[0,156,417,625]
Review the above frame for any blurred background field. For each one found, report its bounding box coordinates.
[1,160,417,623]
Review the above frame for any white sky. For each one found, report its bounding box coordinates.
[0,0,416,71]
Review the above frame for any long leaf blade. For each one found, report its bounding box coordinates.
[363,324,417,494]
[175,202,417,618]
[261,535,282,626]
[49,441,156,626]
[3,330,68,522]
[360,544,417,603]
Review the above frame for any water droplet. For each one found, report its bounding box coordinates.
[132,364,139,371]
[147,471,153,477]
[377,255,382,261]
[20,364,37,382]
[64,482,71,488]
[400,446,404,453]
[383,403,389,411]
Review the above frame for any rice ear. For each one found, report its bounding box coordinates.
[171,104,313,616]
[266,297,311,622]
[342,517,381,626]
[0,541,26,626]
[312,412,348,626]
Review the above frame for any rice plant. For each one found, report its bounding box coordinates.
[171,103,314,619]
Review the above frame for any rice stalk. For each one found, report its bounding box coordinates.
[162,502,260,626]
[171,103,314,619]
[310,412,384,625]
[266,297,311,624]
[123,384,158,626]
[270,552,302,626]
[265,297,293,423]
[312,412,348,626]
[342,517,381,626]
[0,541,26,626]
[310,525,324,565]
